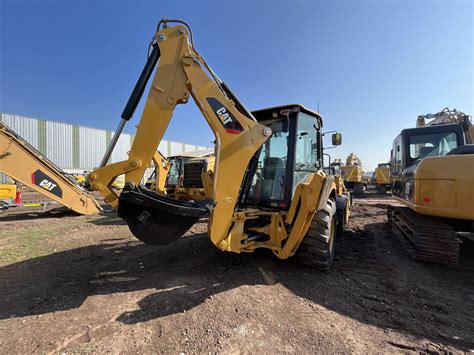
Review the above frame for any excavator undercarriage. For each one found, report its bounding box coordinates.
[388,205,460,264]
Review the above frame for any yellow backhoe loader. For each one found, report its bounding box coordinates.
[173,156,215,201]
[0,122,101,215]
[88,19,349,269]
[388,108,474,264]
[146,151,215,201]
[374,163,390,193]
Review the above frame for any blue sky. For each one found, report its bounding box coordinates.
[1,0,472,171]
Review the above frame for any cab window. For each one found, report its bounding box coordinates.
[293,112,318,194]
[248,118,289,202]
[409,132,458,160]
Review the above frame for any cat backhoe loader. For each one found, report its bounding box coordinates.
[388,108,474,264]
[0,122,101,215]
[146,152,215,201]
[88,19,348,269]
[174,156,215,201]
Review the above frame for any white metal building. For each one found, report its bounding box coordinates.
[0,113,211,182]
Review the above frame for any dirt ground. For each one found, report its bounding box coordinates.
[0,194,473,353]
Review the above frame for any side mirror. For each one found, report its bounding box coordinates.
[332,132,342,146]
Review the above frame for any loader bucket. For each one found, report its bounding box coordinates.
[118,184,212,245]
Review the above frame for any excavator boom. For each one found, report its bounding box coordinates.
[0,122,101,215]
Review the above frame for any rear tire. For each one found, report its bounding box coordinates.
[297,198,337,271]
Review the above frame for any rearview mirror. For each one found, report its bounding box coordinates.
[332,132,342,146]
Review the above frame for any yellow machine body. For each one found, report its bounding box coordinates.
[394,155,474,221]
[145,151,171,194]
[375,165,390,185]
[0,183,16,200]
[374,163,390,193]
[0,122,101,215]
[174,156,215,201]
[73,175,86,185]
[341,165,363,183]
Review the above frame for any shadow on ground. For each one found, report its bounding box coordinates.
[1,216,473,350]
[0,207,76,221]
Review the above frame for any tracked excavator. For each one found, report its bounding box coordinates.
[88,19,349,269]
[0,122,101,214]
[388,108,474,264]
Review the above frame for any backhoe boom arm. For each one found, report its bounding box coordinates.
[88,21,271,246]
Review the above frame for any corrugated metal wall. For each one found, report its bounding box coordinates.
[0,113,211,182]
[1,114,39,148]
[46,121,73,168]
[79,126,106,170]
[110,132,131,165]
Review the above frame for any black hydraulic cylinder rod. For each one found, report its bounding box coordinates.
[121,43,161,121]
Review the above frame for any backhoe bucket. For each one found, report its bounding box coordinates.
[118,184,212,245]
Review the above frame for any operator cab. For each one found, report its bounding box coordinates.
[390,123,469,198]
[246,104,323,210]
[166,156,190,189]
[391,123,467,176]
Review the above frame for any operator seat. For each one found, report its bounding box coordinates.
[261,157,285,199]
[419,146,435,158]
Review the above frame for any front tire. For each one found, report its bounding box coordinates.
[297,198,337,271]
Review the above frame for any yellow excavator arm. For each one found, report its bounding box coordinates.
[417,107,473,142]
[0,122,101,215]
[88,19,271,245]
